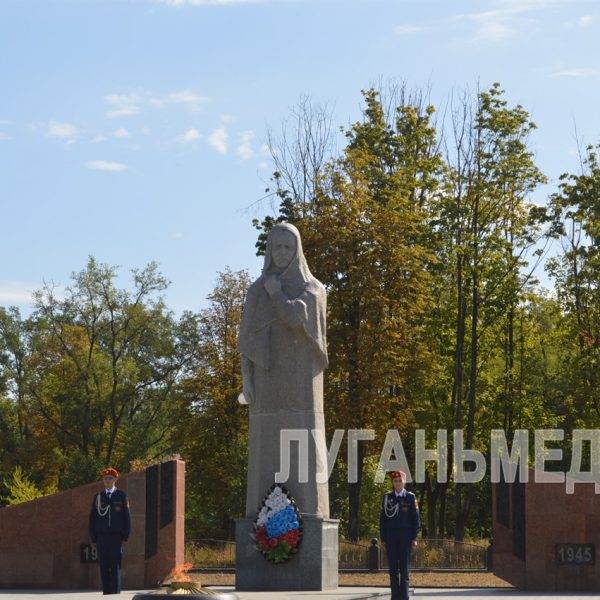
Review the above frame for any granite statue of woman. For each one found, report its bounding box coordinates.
[238,222,330,519]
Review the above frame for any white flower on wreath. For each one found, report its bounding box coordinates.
[256,486,292,526]
[257,506,273,526]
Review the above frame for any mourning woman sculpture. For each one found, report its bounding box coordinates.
[238,223,330,519]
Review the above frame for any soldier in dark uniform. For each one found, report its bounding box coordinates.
[89,468,131,595]
[379,470,420,600]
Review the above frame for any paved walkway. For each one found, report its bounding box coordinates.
[1,588,600,600]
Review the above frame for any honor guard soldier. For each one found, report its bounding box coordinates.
[379,470,421,600]
[89,468,131,595]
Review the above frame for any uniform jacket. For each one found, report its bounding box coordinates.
[379,489,421,543]
[89,488,131,542]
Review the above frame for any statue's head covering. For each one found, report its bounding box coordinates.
[261,223,313,294]
[239,222,328,372]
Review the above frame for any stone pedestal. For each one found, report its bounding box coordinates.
[235,517,339,591]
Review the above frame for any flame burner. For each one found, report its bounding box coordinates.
[133,564,239,599]
[132,590,239,599]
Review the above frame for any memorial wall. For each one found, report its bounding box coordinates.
[0,459,184,589]
[493,467,600,591]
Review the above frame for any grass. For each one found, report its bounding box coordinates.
[186,536,491,570]
[186,539,236,568]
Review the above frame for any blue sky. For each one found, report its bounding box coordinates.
[1,0,599,314]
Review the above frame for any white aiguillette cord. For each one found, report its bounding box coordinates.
[96,492,111,527]
[384,493,400,518]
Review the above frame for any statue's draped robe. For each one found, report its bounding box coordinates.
[239,226,329,518]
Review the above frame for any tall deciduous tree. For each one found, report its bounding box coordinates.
[434,84,546,540]
[547,144,600,427]
[256,88,442,540]
[174,268,250,539]
[16,257,197,487]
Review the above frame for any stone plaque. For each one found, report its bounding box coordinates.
[556,543,595,566]
[80,543,98,563]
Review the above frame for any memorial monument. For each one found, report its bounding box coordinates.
[235,223,339,591]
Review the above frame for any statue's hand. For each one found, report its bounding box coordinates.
[241,356,255,405]
[241,384,254,406]
[264,275,282,297]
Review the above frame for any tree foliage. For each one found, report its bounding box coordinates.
[1,466,56,506]
[172,268,250,539]
[255,83,555,541]
[1,82,599,542]
[0,257,199,491]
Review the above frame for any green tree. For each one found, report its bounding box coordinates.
[1,466,56,505]
[546,143,600,427]
[432,84,546,539]
[174,268,250,539]
[0,308,49,495]
[256,88,442,540]
[6,257,198,488]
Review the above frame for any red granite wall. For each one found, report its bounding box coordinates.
[491,476,525,589]
[145,460,185,586]
[0,459,184,589]
[493,467,600,591]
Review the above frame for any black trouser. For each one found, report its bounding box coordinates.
[386,532,412,600]
[97,533,123,594]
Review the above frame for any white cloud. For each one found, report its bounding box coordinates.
[0,281,36,305]
[47,120,78,144]
[579,15,594,27]
[454,0,567,44]
[0,132,10,141]
[394,24,425,36]
[178,128,201,143]
[208,126,228,154]
[478,0,565,13]
[237,130,255,160]
[91,134,106,143]
[151,90,209,111]
[160,0,259,5]
[85,160,128,172]
[550,67,599,78]
[105,93,141,118]
[105,91,209,119]
[474,19,516,42]
[140,127,151,135]
[113,127,131,139]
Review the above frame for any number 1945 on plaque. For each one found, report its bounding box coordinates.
[556,544,595,565]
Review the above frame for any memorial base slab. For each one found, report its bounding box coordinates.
[235,517,339,591]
